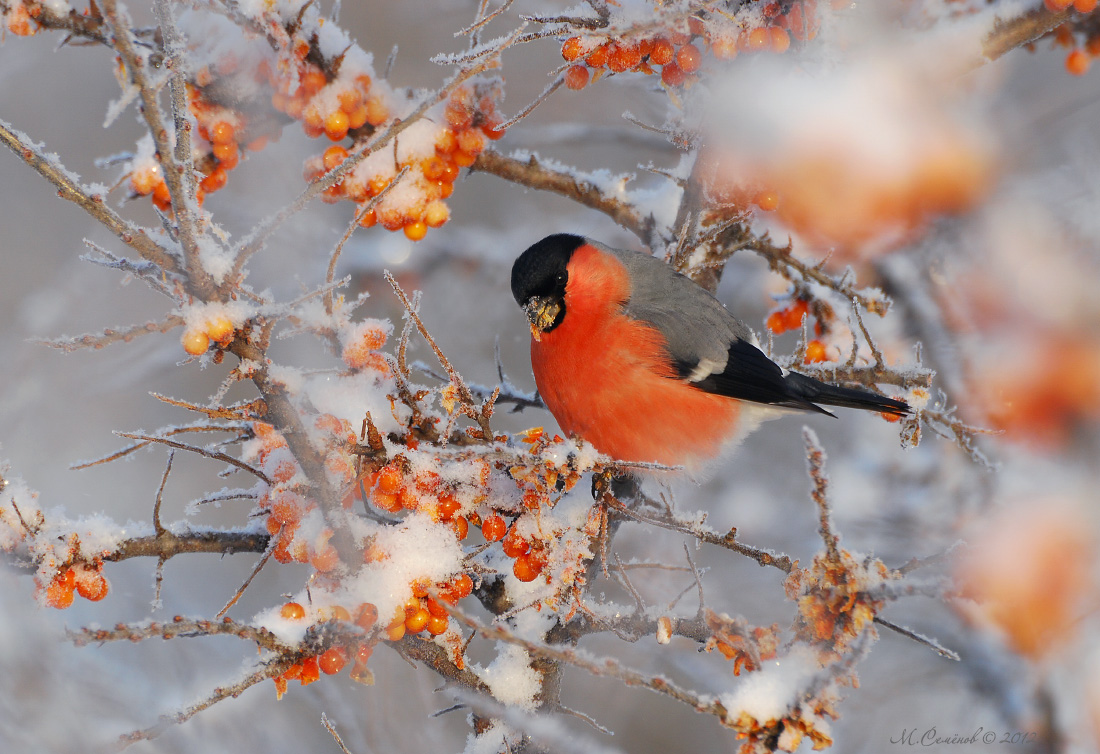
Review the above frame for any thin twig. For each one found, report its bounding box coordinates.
[115,432,273,484]
[152,451,174,537]
[216,536,278,619]
[39,315,185,353]
[802,428,839,560]
[0,118,182,275]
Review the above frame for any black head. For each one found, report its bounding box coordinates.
[511,234,585,337]
[510,233,585,307]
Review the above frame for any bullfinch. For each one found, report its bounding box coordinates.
[510,233,909,472]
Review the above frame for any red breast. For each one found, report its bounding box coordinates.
[530,243,739,470]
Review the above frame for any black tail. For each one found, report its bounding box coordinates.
[782,371,909,417]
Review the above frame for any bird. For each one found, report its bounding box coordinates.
[510,233,909,473]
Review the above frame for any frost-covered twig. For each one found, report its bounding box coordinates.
[39,315,185,353]
[102,0,213,295]
[0,118,181,275]
[802,428,839,560]
[386,272,497,441]
[117,658,295,747]
[115,432,273,484]
[471,149,655,245]
[68,615,288,652]
[606,496,794,573]
[231,28,524,279]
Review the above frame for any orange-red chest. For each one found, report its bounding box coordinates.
[529,245,738,470]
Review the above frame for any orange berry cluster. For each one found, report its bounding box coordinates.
[349,457,490,541]
[130,86,265,211]
[1048,12,1100,76]
[273,601,380,698]
[39,562,109,609]
[765,299,810,335]
[249,420,347,571]
[340,321,391,373]
[382,573,473,641]
[705,616,780,677]
[5,1,36,36]
[181,311,236,356]
[560,2,817,91]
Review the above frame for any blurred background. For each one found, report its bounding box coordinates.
[1,1,1099,753]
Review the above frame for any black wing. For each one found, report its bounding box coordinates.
[676,339,909,417]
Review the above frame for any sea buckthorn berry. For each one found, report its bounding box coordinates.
[338,89,362,113]
[354,643,374,664]
[1074,0,1098,10]
[676,43,702,73]
[426,615,449,635]
[182,328,210,356]
[1044,0,1073,9]
[324,110,350,141]
[422,156,447,181]
[452,516,469,539]
[769,26,791,54]
[323,145,349,171]
[375,465,403,494]
[561,37,585,61]
[482,515,507,542]
[445,102,473,131]
[152,181,172,211]
[426,596,449,618]
[661,62,687,87]
[608,43,643,72]
[688,16,706,36]
[319,647,348,675]
[403,221,428,241]
[299,656,321,686]
[210,121,235,144]
[75,569,109,602]
[356,602,379,630]
[753,190,779,211]
[565,64,591,90]
[405,607,430,634]
[481,116,506,140]
[347,103,369,130]
[301,68,328,95]
[446,572,474,601]
[46,575,75,609]
[200,166,228,193]
[748,28,770,51]
[513,552,544,582]
[281,602,307,620]
[501,527,530,557]
[436,130,458,154]
[438,496,461,521]
[804,340,828,363]
[650,37,675,65]
[312,545,340,572]
[457,129,485,155]
[712,36,738,60]
[452,149,477,167]
[1066,48,1090,76]
[365,97,389,126]
[206,313,234,343]
[424,200,449,228]
[585,44,609,68]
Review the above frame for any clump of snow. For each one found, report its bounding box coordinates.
[720,644,823,724]
[476,643,541,712]
[343,513,465,621]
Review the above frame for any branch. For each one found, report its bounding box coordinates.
[107,528,269,562]
[38,315,185,353]
[0,118,182,275]
[471,150,656,246]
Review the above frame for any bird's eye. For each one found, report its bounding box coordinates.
[556,273,566,284]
